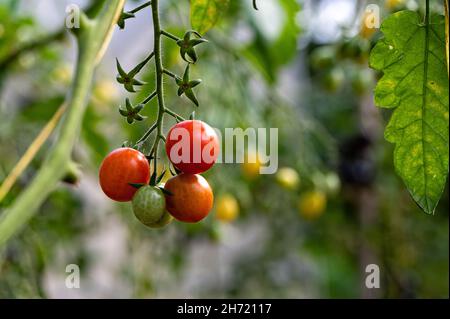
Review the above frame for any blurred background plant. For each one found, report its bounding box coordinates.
[0,0,448,298]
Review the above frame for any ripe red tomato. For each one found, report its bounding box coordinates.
[164,173,214,223]
[165,120,220,174]
[99,148,150,202]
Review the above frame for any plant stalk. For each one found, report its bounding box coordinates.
[0,0,125,247]
[149,0,166,174]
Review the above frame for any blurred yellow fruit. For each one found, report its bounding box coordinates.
[241,152,262,180]
[324,172,341,195]
[360,11,378,39]
[276,167,300,190]
[385,0,404,10]
[93,80,119,104]
[215,193,239,222]
[298,190,327,220]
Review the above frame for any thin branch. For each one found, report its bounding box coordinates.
[129,51,155,77]
[163,69,178,79]
[165,108,186,122]
[161,30,180,41]
[135,122,158,145]
[0,30,65,71]
[129,1,152,14]
[141,90,157,105]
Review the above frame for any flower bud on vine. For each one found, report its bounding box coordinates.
[117,11,135,29]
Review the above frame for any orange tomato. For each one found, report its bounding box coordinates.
[164,173,214,223]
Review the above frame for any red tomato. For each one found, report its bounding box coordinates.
[164,173,214,223]
[165,120,220,174]
[99,148,151,202]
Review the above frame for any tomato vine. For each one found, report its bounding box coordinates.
[115,0,208,183]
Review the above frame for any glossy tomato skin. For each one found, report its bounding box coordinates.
[99,148,150,202]
[164,173,214,223]
[165,120,219,174]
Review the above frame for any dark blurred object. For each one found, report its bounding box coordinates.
[338,134,376,186]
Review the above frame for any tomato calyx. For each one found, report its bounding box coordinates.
[174,64,202,106]
[116,51,154,93]
[117,11,135,29]
[128,182,147,189]
[176,30,208,64]
[119,98,147,124]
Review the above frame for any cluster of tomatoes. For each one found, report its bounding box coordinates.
[99,120,220,228]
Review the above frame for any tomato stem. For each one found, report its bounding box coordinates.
[165,108,186,122]
[149,0,166,175]
[129,1,152,14]
[161,30,180,41]
[163,69,178,79]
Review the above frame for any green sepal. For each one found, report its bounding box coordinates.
[128,183,145,189]
[184,88,199,106]
[117,11,135,29]
[156,169,167,184]
[158,187,173,196]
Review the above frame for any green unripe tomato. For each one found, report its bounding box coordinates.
[132,186,172,228]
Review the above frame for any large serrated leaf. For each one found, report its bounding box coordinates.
[190,0,229,35]
[370,11,449,214]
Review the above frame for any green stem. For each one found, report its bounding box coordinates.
[163,69,178,79]
[150,0,166,174]
[161,30,180,41]
[0,1,125,247]
[135,122,157,145]
[0,30,65,71]
[141,90,157,105]
[129,1,152,14]
[165,108,186,122]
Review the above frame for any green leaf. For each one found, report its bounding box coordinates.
[370,11,449,214]
[190,0,229,35]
